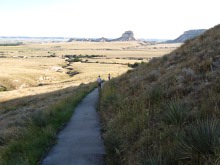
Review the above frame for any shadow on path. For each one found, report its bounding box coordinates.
[41,88,105,165]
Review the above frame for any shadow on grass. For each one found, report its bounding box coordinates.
[0,82,94,113]
[0,82,97,165]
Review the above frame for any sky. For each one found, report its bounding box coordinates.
[0,0,219,39]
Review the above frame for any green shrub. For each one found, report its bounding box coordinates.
[68,57,81,62]
[177,118,220,164]
[128,62,139,68]
[0,85,7,92]
[162,100,189,127]
[142,154,172,165]
[148,85,164,103]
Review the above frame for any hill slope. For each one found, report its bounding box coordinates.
[167,29,206,43]
[99,24,220,164]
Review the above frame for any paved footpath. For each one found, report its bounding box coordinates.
[41,88,105,165]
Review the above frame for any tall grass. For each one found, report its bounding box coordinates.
[0,83,96,165]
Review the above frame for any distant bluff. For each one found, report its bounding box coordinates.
[67,31,136,42]
[111,31,136,41]
[167,29,206,43]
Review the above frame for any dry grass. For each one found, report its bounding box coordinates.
[0,41,180,58]
[0,41,180,102]
[71,62,129,80]
[0,57,69,90]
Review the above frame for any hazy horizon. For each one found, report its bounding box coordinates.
[0,35,171,40]
[0,0,219,39]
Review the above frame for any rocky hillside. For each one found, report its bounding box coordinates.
[167,29,206,43]
[99,24,220,164]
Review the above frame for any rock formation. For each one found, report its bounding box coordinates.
[111,31,136,41]
[167,29,206,43]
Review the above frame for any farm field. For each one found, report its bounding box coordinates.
[0,41,181,103]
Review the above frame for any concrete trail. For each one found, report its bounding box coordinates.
[41,88,105,165]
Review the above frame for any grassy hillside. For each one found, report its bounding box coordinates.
[99,24,220,164]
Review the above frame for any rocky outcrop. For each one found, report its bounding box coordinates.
[67,38,75,42]
[111,31,136,41]
[167,29,206,43]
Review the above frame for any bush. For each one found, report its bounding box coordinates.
[128,62,139,68]
[66,71,79,77]
[49,53,56,57]
[68,57,81,62]
[177,118,220,164]
[0,85,7,92]
[148,85,164,103]
[162,100,189,127]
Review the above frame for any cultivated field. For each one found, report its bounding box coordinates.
[0,41,181,103]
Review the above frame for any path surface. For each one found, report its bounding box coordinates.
[41,88,105,165]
